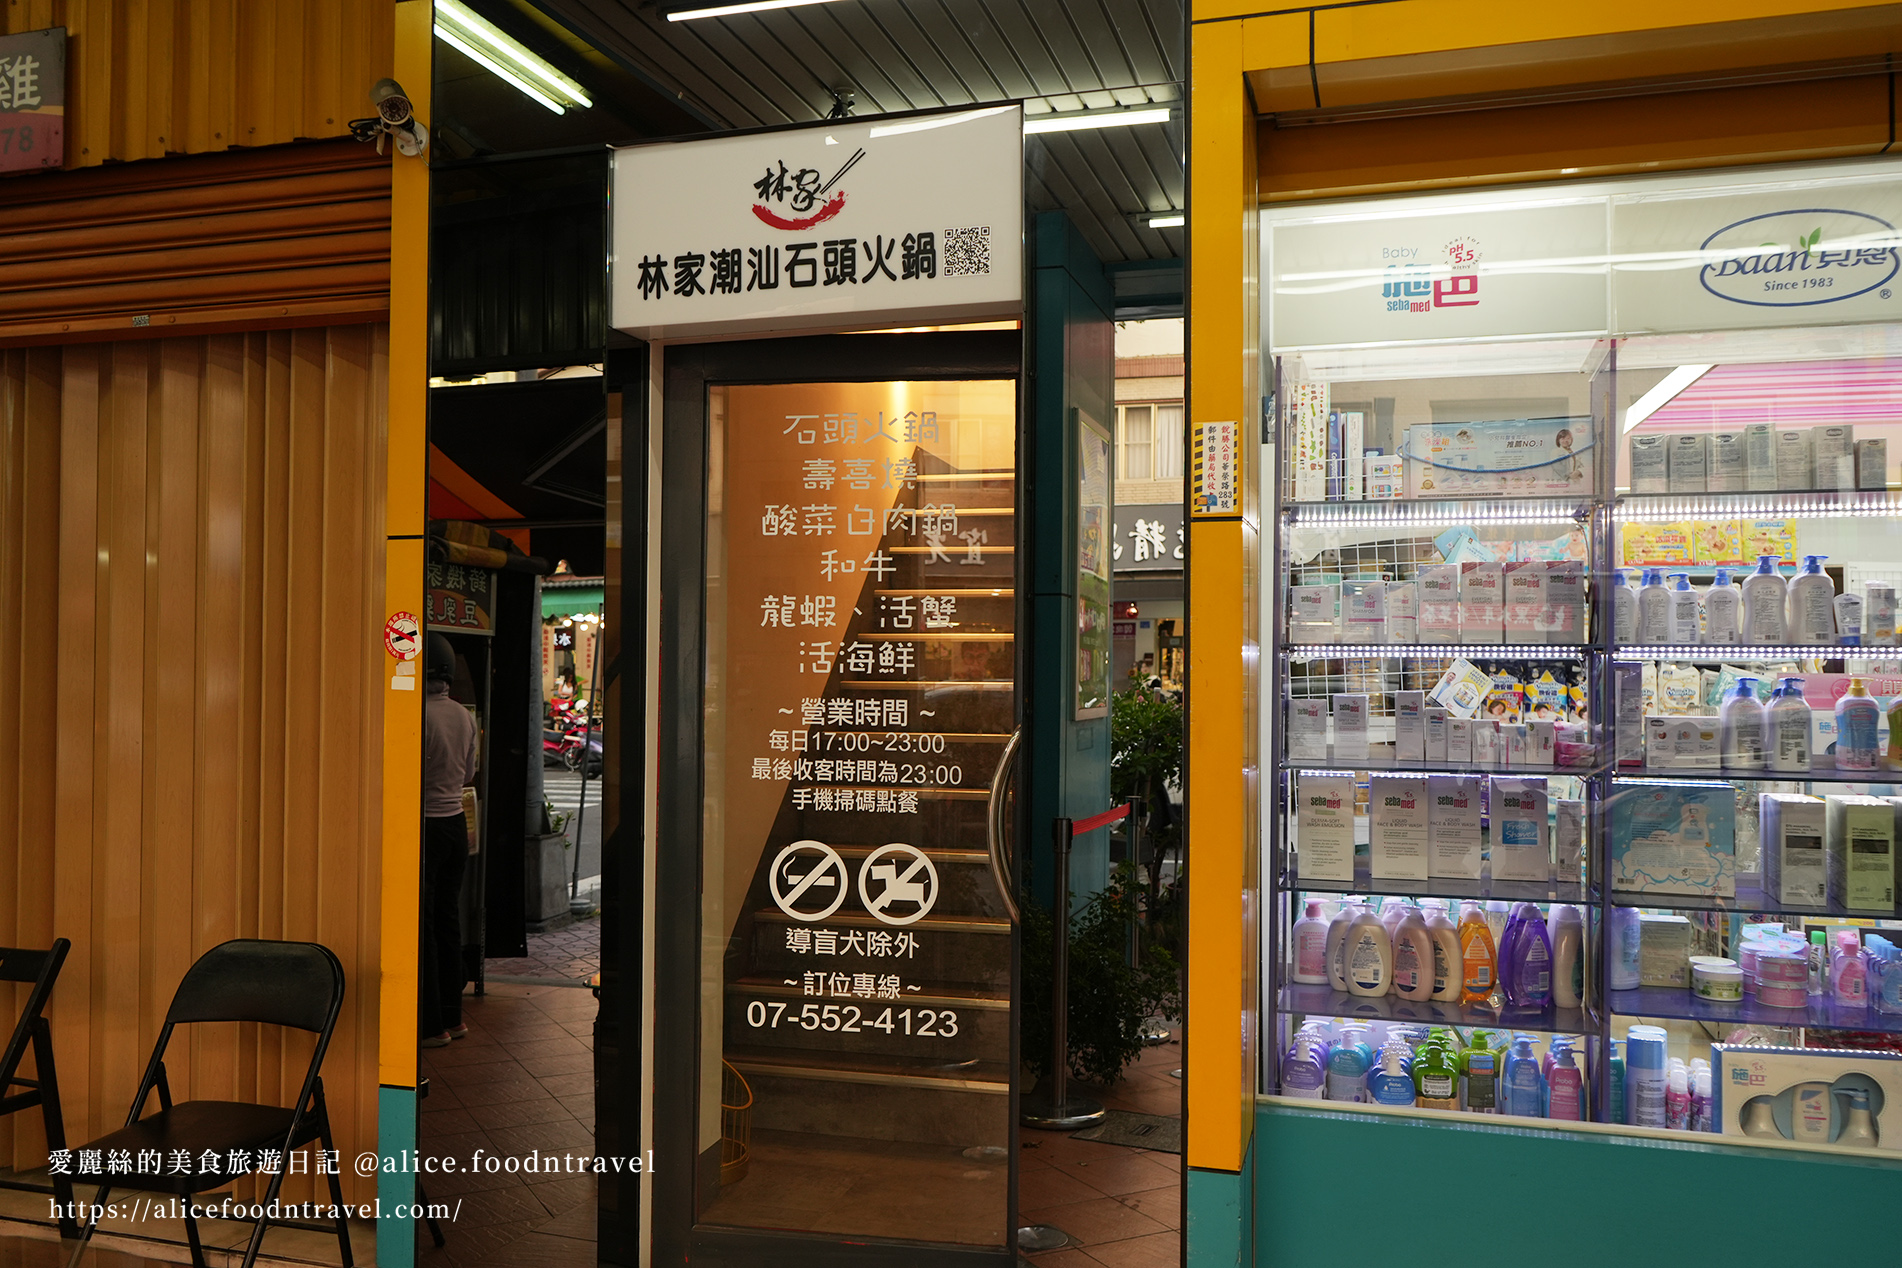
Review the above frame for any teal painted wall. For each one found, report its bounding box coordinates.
[1187,1135,1254,1268]
[1254,1104,1902,1262]
[378,1085,418,1268]
[1026,211,1115,909]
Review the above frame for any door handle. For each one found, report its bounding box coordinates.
[986,729,1022,923]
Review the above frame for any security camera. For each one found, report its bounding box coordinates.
[349,78,428,158]
[372,79,413,127]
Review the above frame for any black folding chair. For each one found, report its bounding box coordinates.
[65,939,352,1268]
[0,938,78,1239]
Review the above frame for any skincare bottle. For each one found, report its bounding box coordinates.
[1741,555,1787,644]
[1424,901,1463,1003]
[1483,900,1511,948]
[1291,900,1331,984]
[1702,568,1741,643]
[1786,554,1836,643]
[1835,592,1864,645]
[1391,906,1436,1002]
[1835,677,1881,771]
[1868,935,1902,1015]
[1690,1061,1713,1133]
[1366,1042,1417,1106]
[1344,904,1394,997]
[1767,677,1812,773]
[1839,1088,1879,1147]
[1810,928,1828,997]
[1412,1038,1460,1110]
[1547,1047,1585,1122]
[1666,1061,1690,1131]
[1667,572,1701,642]
[1831,930,1869,1008]
[1608,904,1642,990]
[1607,1040,1626,1127]
[1550,904,1584,1010]
[1867,581,1898,645]
[1325,1030,1372,1102]
[1324,900,1359,991]
[1459,1034,1500,1113]
[1381,896,1415,939]
[1637,568,1671,644]
[1611,570,1637,644]
[1504,904,1553,1008]
[1282,1026,1329,1099]
[1502,1036,1546,1118]
[1719,677,1767,770]
[1496,902,1525,989]
[1625,1025,1669,1128]
[1457,902,1499,1005]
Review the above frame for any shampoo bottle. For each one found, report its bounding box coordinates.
[1835,677,1880,770]
[1611,570,1637,644]
[1550,904,1584,1009]
[1391,906,1436,1002]
[1547,1047,1585,1121]
[1637,568,1671,644]
[1457,902,1499,1005]
[1424,901,1463,1002]
[1291,900,1331,984]
[1324,900,1359,991]
[1381,896,1414,939]
[1831,930,1869,1008]
[1608,905,1642,990]
[1702,567,1741,643]
[1667,573,1701,642]
[1502,1036,1546,1118]
[1835,592,1863,645]
[1505,904,1554,1008]
[1786,554,1836,644]
[1344,905,1394,997]
[1741,555,1787,644]
[1719,677,1767,770]
[1767,677,1812,773]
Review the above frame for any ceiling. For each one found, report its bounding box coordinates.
[525,0,1186,264]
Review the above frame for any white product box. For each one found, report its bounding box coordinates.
[1616,663,1645,767]
[1490,775,1550,881]
[1776,429,1811,490]
[1288,697,1327,760]
[1424,706,1449,762]
[1639,912,1693,987]
[1341,580,1387,644]
[1608,779,1738,897]
[1503,723,1530,768]
[1824,795,1897,912]
[1628,434,1668,495]
[1542,561,1586,644]
[1427,657,1494,719]
[1530,719,1556,767]
[1394,690,1426,763]
[1365,455,1403,500]
[1714,1045,1902,1153]
[1289,584,1341,640]
[1554,799,1585,881]
[1446,718,1473,765]
[1339,410,1366,501]
[1667,434,1709,493]
[1332,693,1370,763]
[1743,424,1778,491]
[1459,562,1504,643]
[1369,773,1431,880]
[1294,770,1356,882]
[1416,565,1462,641]
[1290,383,1329,502]
[1812,424,1855,491]
[1645,714,1719,770]
[1427,773,1483,878]
[1503,561,1546,645]
[1384,581,1418,643]
[1759,792,1827,908]
[1708,432,1745,492]
[1857,438,1888,490]
[1472,719,1500,769]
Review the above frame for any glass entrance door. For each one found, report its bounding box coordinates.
[652,333,1022,1266]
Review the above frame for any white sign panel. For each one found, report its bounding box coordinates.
[1612,175,1902,334]
[610,106,1023,340]
[1270,201,1608,349]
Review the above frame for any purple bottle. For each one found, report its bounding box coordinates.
[1505,905,1554,1007]
[1496,902,1528,995]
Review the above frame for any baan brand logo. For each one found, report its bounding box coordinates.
[1699,208,1901,307]
[751,146,866,231]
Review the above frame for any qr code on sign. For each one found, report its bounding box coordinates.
[942,226,990,277]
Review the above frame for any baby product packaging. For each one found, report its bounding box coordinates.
[1287,697,1327,760]
[1530,719,1556,767]
[1554,799,1585,882]
[1812,424,1856,491]
[1472,719,1500,769]
[1295,770,1356,882]
[1776,429,1812,490]
[1427,657,1494,719]
[1424,706,1449,762]
[1628,434,1668,495]
[1289,584,1341,640]
[1543,562,1587,644]
[1667,434,1709,494]
[1645,714,1720,769]
[1503,723,1530,769]
[1640,913,1693,987]
[1403,417,1592,499]
[1713,1045,1902,1153]
[1394,690,1426,763]
[1708,431,1745,492]
[1369,773,1431,880]
[1824,795,1897,912]
[1503,561,1546,645]
[1609,779,1738,897]
[1489,776,1550,881]
[1759,792,1827,908]
[1744,424,1778,491]
[1427,773,1483,878]
[1341,579,1387,644]
[1616,663,1645,767]
[1447,718,1474,765]
[1416,564,1462,641]
[1384,580,1419,643]
[1365,455,1403,499]
[1331,693,1370,763]
[1460,562,1504,643]
[1857,438,1888,490]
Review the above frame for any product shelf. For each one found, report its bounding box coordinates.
[1609,884,1898,920]
[1607,985,1902,1033]
[1614,490,1902,520]
[1283,757,1606,779]
[1278,983,1590,1035]
[1287,874,1589,906]
[1610,644,1866,661]
[1611,765,1902,785]
[1286,643,1592,660]
[1283,497,1591,526]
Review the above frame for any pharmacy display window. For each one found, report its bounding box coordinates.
[1262,159,1902,1153]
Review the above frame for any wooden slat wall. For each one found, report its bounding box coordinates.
[3,0,392,168]
[0,325,388,1203]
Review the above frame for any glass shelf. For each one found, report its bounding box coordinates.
[1282,497,1590,527]
[1287,643,1591,660]
[1612,765,1902,785]
[1278,983,1589,1034]
[1287,874,1589,906]
[1611,644,1859,661]
[1609,883,1897,920]
[1608,986,1902,1034]
[1615,490,1902,520]
[1283,757,1606,779]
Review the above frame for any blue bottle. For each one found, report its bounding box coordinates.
[1325,1031,1372,1103]
[1607,1039,1626,1126]
[1502,1036,1546,1118]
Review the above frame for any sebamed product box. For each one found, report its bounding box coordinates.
[1776,429,1812,490]
[1857,438,1888,490]
[1341,579,1387,644]
[1554,798,1585,882]
[1543,561,1586,644]
[1609,779,1737,897]
[1294,770,1356,882]
[1427,773,1483,878]
[1427,656,1493,719]
[1628,434,1668,495]
[1714,1045,1902,1154]
[1287,697,1327,760]
[1667,433,1709,494]
[1459,562,1504,644]
[1503,561,1546,645]
[1472,719,1500,769]
[1394,690,1426,763]
[1502,722,1530,768]
[1331,693,1370,763]
[1288,583,1341,640]
[1446,718,1474,765]
[1824,795,1897,912]
[1744,424,1778,491]
[1530,718,1557,767]
[1489,776,1550,881]
[1759,792,1827,908]
[1812,424,1856,491]
[1708,431,1746,492]
[1403,417,1592,499]
[1424,706,1449,762]
[1384,580,1419,643]
[1369,773,1431,880]
[1416,564,1461,641]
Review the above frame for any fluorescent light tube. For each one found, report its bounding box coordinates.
[1622,364,1712,433]
[1146,213,1185,228]
[1024,107,1172,134]
[436,0,592,112]
[668,0,842,18]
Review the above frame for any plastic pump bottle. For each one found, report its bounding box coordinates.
[1702,567,1741,644]
[1611,570,1637,644]
[1719,677,1768,771]
[1547,1047,1585,1122]
[1767,677,1812,773]
[1291,900,1331,984]
[1606,1040,1626,1127]
[1786,554,1836,644]
[1343,904,1393,997]
[1502,1036,1546,1118]
[1550,904,1584,1009]
[1457,902,1499,1006]
[1742,555,1788,644]
[1381,897,1415,939]
[1839,1088,1879,1147]
[1667,573,1701,642]
[1637,568,1671,644]
[1666,1060,1691,1130]
[1835,677,1881,771]
[1423,901,1463,1003]
[1391,906,1436,1002]
[1324,900,1360,991]
[1690,1061,1714,1132]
